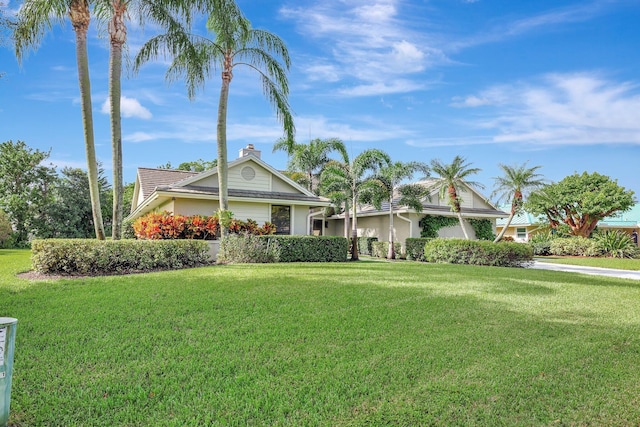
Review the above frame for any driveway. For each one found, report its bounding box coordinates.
[529,260,640,281]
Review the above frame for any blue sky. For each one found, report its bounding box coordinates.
[1,0,639,200]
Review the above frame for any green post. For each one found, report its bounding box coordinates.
[0,318,17,427]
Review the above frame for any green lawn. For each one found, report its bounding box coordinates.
[2,249,640,426]
[537,256,640,270]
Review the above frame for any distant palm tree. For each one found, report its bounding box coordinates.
[15,0,106,240]
[426,156,483,240]
[363,161,430,259]
[135,0,294,237]
[492,162,545,242]
[321,149,390,260]
[273,137,347,194]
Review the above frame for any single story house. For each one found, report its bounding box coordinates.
[325,182,508,249]
[496,204,640,242]
[127,144,332,236]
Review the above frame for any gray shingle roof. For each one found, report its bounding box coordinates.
[137,168,199,200]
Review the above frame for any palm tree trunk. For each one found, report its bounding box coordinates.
[457,212,470,240]
[387,196,395,259]
[217,59,231,238]
[351,194,359,261]
[71,0,105,240]
[494,210,515,242]
[108,0,126,240]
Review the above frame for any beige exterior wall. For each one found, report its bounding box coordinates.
[228,164,271,191]
[437,222,476,239]
[495,224,536,242]
[229,201,270,224]
[157,199,175,213]
[173,199,218,216]
[271,175,299,193]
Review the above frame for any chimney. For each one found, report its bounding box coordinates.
[239,143,261,159]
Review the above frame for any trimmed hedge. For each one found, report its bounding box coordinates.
[32,239,209,275]
[424,238,533,267]
[549,237,600,257]
[258,235,348,262]
[357,237,378,256]
[405,238,432,261]
[217,234,281,264]
[371,241,402,259]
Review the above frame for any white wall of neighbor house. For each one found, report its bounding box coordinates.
[292,205,309,235]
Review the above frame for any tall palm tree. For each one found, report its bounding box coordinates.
[273,137,347,194]
[135,0,294,237]
[321,149,390,260]
[15,0,106,240]
[426,156,483,240]
[363,161,430,259]
[491,162,545,242]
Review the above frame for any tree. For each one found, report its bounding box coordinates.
[135,0,294,237]
[0,140,57,244]
[15,0,106,240]
[273,137,347,194]
[526,172,635,238]
[1,2,13,78]
[362,161,430,259]
[321,149,390,261]
[491,162,545,243]
[35,167,111,238]
[425,156,483,240]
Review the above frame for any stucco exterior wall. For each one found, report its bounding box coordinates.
[173,199,217,217]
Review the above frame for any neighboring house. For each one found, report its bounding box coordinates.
[127,145,332,236]
[496,204,640,242]
[325,181,508,248]
[495,209,544,242]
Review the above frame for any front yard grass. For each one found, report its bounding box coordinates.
[1,249,640,426]
[537,255,640,270]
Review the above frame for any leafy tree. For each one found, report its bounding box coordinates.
[273,137,347,194]
[157,159,217,172]
[321,149,390,261]
[135,0,294,237]
[362,161,430,259]
[15,0,106,239]
[526,172,635,238]
[425,156,483,240]
[0,140,57,243]
[45,167,111,238]
[491,162,545,243]
[0,209,12,247]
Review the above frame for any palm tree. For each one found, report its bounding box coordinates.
[273,137,347,194]
[135,0,294,237]
[321,149,390,261]
[363,161,430,259]
[15,0,106,240]
[491,162,545,242]
[426,156,483,240]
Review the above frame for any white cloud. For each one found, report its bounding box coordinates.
[459,72,640,146]
[101,96,152,119]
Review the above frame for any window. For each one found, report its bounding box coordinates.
[271,205,291,235]
[516,227,527,239]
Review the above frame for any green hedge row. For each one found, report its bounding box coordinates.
[423,239,533,267]
[405,238,432,261]
[370,241,402,259]
[357,237,378,256]
[259,235,348,263]
[32,239,210,275]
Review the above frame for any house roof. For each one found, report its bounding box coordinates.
[338,199,507,219]
[128,156,330,221]
[137,168,199,200]
[496,203,640,228]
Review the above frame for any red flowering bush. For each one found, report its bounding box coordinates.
[133,211,276,240]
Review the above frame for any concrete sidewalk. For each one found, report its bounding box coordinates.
[529,261,640,280]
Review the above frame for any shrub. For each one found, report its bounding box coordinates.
[371,241,402,259]
[530,242,552,256]
[121,218,136,239]
[0,209,11,245]
[468,218,496,241]
[357,237,378,256]
[592,230,639,259]
[423,239,533,268]
[549,237,601,257]
[258,236,348,262]
[405,238,432,261]
[31,239,210,275]
[217,233,281,264]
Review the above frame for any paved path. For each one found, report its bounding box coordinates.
[529,261,640,280]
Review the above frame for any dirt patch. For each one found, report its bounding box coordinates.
[16,271,77,281]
